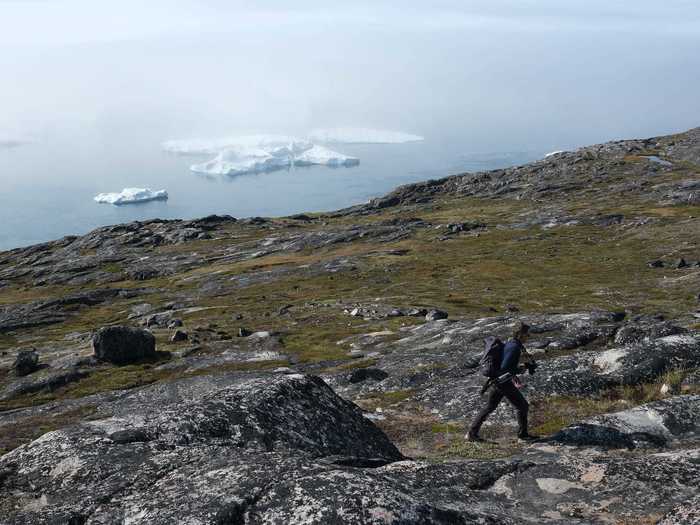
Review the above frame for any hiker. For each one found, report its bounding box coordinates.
[466,321,538,442]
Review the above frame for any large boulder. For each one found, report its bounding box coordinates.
[0,374,405,523]
[92,326,157,364]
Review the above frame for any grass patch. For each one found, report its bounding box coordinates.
[0,404,97,456]
[101,263,123,274]
[51,358,176,400]
[356,389,416,411]
[435,438,519,460]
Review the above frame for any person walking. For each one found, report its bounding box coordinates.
[466,321,537,442]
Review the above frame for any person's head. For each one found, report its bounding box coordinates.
[512,321,530,342]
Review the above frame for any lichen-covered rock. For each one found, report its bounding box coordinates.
[658,494,700,525]
[92,326,156,364]
[552,395,700,448]
[0,374,406,524]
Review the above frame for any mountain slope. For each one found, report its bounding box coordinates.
[0,127,699,523]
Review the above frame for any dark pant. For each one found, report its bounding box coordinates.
[468,380,529,438]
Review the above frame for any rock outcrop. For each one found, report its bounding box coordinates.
[1,375,698,524]
[553,395,700,448]
[0,374,405,523]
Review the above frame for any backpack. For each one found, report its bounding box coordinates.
[479,336,504,378]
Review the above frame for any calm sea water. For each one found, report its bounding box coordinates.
[0,133,542,251]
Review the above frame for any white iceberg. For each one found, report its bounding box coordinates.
[94,188,168,205]
[308,127,424,144]
[162,134,312,156]
[294,144,359,167]
[165,133,362,176]
[190,145,295,176]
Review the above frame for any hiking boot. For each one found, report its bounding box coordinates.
[465,433,486,443]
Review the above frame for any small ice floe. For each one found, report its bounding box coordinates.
[94,188,168,205]
[544,150,566,158]
[0,138,30,149]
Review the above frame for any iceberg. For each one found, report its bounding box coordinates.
[294,144,359,167]
[165,133,363,176]
[308,127,424,144]
[190,145,294,176]
[162,135,312,156]
[94,188,168,206]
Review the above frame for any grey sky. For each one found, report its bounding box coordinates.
[2,1,699,150]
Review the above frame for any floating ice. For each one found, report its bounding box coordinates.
[94,188,168,205]
[190,145,294,176]
[308,128,424,144]
[544,150,565,158]
[294,144,359,167]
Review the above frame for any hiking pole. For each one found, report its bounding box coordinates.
[480,378,494,396]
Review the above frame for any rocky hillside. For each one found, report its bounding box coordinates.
[1,127,699,523]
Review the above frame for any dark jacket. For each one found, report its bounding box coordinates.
[499,339,523,375]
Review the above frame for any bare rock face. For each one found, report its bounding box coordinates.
[0,374,404,523]
[92,326,156,364]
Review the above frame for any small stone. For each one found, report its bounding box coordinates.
[349,308,361,317]
[675,258,689,269]
[171,330,188,343]
[109,428,151,444]
[349,368,389,384]
[13,349,39,377]
[238,328,252,337]
[425,309,448,321]
[167,319,183,329]
[278,304,293,316]
[144,312,171,328]
[388,309,404,317]
[406,308,428,317]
